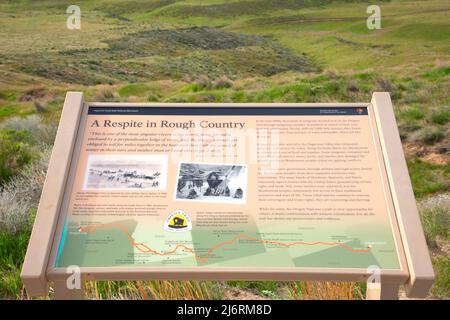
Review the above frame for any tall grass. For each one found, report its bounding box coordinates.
[0,230,30,299]
[419,201,449,298]
[420,206,449,248]
[81,280,223,300]
[59,280,364,300]
[281,282,364,300]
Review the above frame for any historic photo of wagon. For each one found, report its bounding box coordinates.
[175,162,247,204]
[84,154,167,190]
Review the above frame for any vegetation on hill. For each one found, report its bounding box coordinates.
[0,0,448,299]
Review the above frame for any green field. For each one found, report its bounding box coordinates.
[0,0,449,300]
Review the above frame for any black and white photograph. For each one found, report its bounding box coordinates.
[84,154,168,190]
[175,162,247,204]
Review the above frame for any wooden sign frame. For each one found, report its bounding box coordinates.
[21,92,434,300]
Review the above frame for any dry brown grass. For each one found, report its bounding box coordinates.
[281,281,365,300]
[62,280,367,300]
[80,280,222,300]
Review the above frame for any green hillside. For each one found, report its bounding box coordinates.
[0,0,448,300]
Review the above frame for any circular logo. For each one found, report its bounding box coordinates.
[164,210,192,232]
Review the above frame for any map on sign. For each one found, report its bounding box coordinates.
[54,106,401,269]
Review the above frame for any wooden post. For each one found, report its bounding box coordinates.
[366,282,400,300]
[371,93,434,298]
[21,92,85,297]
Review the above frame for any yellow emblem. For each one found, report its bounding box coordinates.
[164,210,192,232]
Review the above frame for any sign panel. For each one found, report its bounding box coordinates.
[53,105,404,270]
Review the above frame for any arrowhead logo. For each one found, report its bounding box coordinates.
[164,210,192,232]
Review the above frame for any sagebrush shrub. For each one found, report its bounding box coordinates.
[0,148,50,234]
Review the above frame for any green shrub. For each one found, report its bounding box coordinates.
[398,106,425,121]
[418,126,445,145]
[0,90,18,102]
[430,108,450,125]
[420,207,449,248]
[147,94,160,102]
[407,158,449,198]
[0,130,36,185]
[194,75,213,91]
[0,106,17,118]
[399,120,421,134]
[424,66,450,80]
[0,115,57,146]
[118,83,150,97]
[431,256,450,298]
[0,229,30,298]
[212,76,233,89]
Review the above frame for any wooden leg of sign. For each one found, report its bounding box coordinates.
[366,282,400,300]
[380,283,400,300]
[53,280,84,300]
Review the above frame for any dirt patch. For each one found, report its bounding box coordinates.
[404,141,450,164]
[422,152,450,165]
[404,141,425,156]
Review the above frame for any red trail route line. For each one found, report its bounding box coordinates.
[79,222,371,264]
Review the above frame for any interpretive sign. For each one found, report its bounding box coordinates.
[21,92,434,299]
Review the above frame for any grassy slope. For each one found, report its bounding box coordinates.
[0,0,449,299]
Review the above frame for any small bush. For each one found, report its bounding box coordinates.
[195,94,216,102]
[431,256,450,298]
[430,108,450,125]
[0,90,18,102]
[424,66,450,80]
[0,229,30,298]
[193,75,213,91]
[147,94,159,102]
[397,106,425,121]
[407,157,449,198]
[0,130,37,185]
[18,87,47,102]
[118,83,150,97]
[212,76,233,89]
[418,126,445,145]
[0,148,49,234]
[399,120,421,134]
[376,77,392,92]
[346,80,359,93]
[0,115,57,146]
[92,88,117,102]
[420,207,449,248]
[34,101,46,113]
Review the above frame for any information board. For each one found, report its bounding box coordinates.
[21,92,434,299]
[54,106,404,270]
